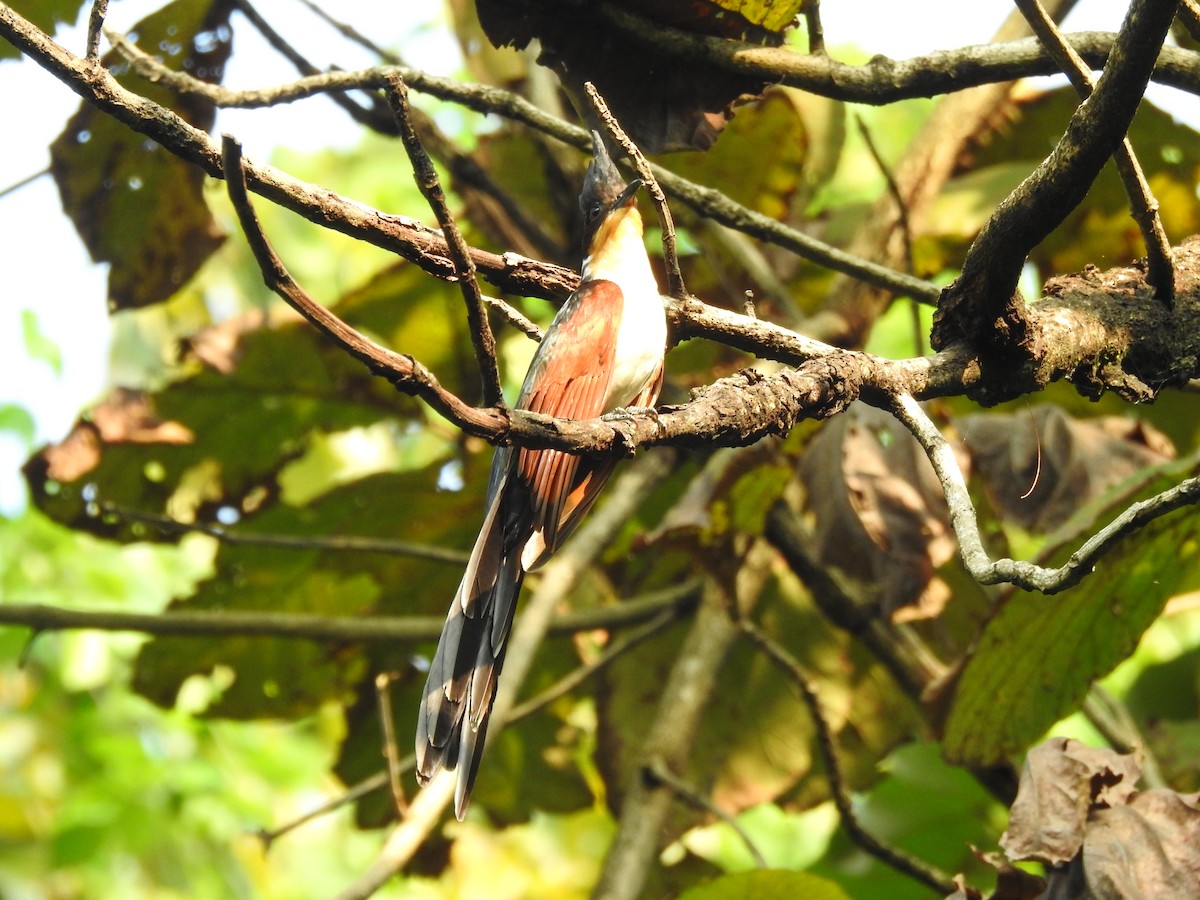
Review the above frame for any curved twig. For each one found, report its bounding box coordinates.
[741,619,957,896]
[644,757,768,869]
[891,393,1200,594]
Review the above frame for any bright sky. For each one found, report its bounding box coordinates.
[0,0,1186,511]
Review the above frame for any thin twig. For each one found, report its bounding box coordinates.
[231,0,386,132]
[1015,0,1175,305]
[218,134,508,441]
[1177,0,1200,42]
[98,501,469,564]
[854,113,923,356]
[802,0,825,54]
[103,28,938,302]
[375,672,409,816]
[584,82,686,299]
[85,0,107,59]
[256,769,392,847]
[332,771,455,900]
[740,619,957,896]
[0,584,698,644]
[482,294,542,340]
[296,0,395,61]
[0,166,48,199]
[644,757,768,869]
[505,601,693,721]
[891,393,1200,593]
[384,74,503,406]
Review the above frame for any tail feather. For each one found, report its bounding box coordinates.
[415,462,529,818]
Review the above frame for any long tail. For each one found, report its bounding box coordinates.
[415,461,529,819]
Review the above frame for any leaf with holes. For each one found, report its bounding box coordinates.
[49,0,235,309]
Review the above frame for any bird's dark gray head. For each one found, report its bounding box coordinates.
[579,131,642,251]
[581,131,626,209]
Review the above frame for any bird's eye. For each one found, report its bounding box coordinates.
[588,203,603,222]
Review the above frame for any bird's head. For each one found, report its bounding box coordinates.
[580,131,644,264]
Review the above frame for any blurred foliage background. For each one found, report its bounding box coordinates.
[2,0,1200,897]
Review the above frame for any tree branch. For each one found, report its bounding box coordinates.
[383,74,503,406]
[85,0,107,59]
[595,4,1200,102]
[933,0,1181,352]
[1015,0,1176,304]
[0,582,698,644]
[97,501,470,564]
[593,581,743,900]
[585,81,686,299]
[98,19,936,301]
[741,619,956,896]
[643,756,768,869]
[890,393,1200,594]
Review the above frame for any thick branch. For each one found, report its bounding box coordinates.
[933,0,1180,352]
[165,147,1200,459]
[1016,0,1176,304]
[594,6,1200,102]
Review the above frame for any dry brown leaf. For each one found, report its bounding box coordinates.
[798,403,961,620]
[956,406,1175,533]
[1082,789,1200,899]
[1001,738,1142,866]
[34,388,193,483]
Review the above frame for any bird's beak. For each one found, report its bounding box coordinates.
[616,178,643,209]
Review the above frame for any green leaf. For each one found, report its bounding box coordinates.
[928,88,1200,278]
[677,869,850,900]
[49,0,234,309]
[21,309,62,374]
[0,404,37,444]
[669,89,809,223]
[130,461,485,718]
[0,0,85,61]
[944,464,1200,766]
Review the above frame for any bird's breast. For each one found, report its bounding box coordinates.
[605,279,666,410]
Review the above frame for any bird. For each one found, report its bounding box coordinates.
[415,131,667,819]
